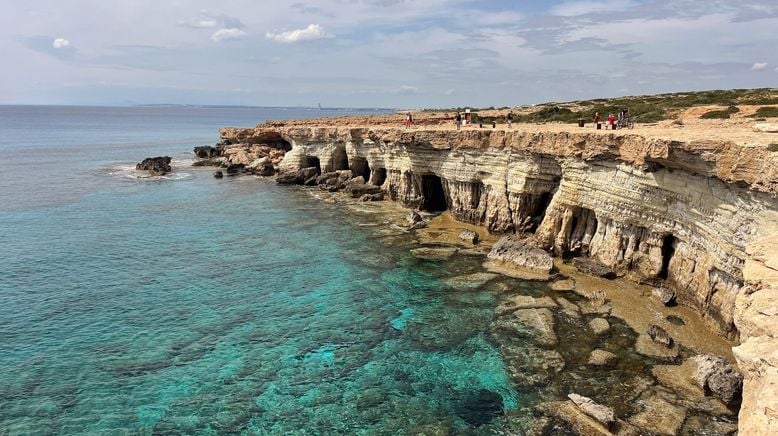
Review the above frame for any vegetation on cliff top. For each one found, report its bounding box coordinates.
[440,88,778,124]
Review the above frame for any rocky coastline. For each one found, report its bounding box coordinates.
[193,116,778,434]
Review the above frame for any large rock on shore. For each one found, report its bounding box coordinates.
[690,354,743,406]
[136,156,172,176]
[487,236,553,275]
[572,257,616,279]
[194,145,222,158]
[277,167,318,185]
[567,393,615,427]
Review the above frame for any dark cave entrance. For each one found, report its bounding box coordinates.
[351,157,371,181]
[301,156,321,174]
[659,234,678,280]
[371,167,387,186]
[331,147,349,171]
[527,191,555,232]
[421,174,447,211]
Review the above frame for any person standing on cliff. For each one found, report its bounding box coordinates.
[506,111,514,129]
[608,113,616,130]
[405,112,413,129]
[455,112,462,130]
[594,112,601,129]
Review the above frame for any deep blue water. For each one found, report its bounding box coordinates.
[0,106,523,433]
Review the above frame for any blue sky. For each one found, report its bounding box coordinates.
[2,0,777,107]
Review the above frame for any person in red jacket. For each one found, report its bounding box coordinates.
[594,112,601,129]
[608,113,616,129]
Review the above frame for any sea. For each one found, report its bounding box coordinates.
[0,106,536,434]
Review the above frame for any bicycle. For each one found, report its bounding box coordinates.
[617,117,634,129]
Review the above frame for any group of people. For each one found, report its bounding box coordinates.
[452,111,514,130]
[594,108,630,130]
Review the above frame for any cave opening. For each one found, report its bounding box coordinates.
[301,156,321,174]
[525,191,555,232]
[351,157,371,181]
[331,147,349,171]
[421,174,448,211]
[659,234,678,280]
[371,167,387,186]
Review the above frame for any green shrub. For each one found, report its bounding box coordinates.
[700,106,740,119]
[749,107,778,118]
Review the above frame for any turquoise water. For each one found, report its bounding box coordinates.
[0,106,524,433]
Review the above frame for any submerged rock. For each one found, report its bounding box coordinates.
[538,401,613,436]
[213,170,223,178]
[587,349,618,367]
[136,156,172,176]
[627,392,687,435]
[588,318,610,336]
[487,236,553,275]
[550,278,576,291]
[457,389,503,427]
[567,393,615,427]
[496,295,557,315]
[409,247,458,261]
[571,258,616,279]
[498,344,565,387]
[512,308,558,347]
[458,230,479,245]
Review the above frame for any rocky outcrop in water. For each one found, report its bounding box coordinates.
[136,156,172,176]
[216,121,778,434]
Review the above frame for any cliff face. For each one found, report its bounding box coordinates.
[218,124,778,433]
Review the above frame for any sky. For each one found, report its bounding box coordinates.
[2,0,777,107]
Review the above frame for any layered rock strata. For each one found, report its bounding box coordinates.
[213,124,778,433]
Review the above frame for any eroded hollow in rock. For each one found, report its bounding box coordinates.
[371,167,387,186]
[565,207,598,255]
[421,174,448,211]
[331,147,349,171]
[300,155,321,174]
[351,156,371,181]
[659,234,678,280]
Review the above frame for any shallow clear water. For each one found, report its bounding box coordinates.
[0,106,525,433]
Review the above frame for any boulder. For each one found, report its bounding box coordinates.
[349,183,382,198]
[226,163,245,175]
[193,145,221,158]
[276,167,318,184]
[458,230,479,245]
[407,211,427,230]
[652,287,676,306]
[690,354,743,405]
[410,247,458,261]
[647,324,673,347]
[487,236,553,274]
[135,156,172,176]
[753,123,778,133]
[213,170,223,178]
[635,334,679,360]
[589,318,611,336]
[361,193,384,201]
[247,157,274,176]
[588,349,618,367]
[572,258,616,279]
[567,393,615,427]
[627,393,687,435]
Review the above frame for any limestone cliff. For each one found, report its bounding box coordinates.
[216,123,778,433]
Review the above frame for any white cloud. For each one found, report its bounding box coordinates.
[398,85,418,94]
[266,24,333,43]
[52,38,70,49]
[179,12,244,30]
[445,88,455,95]
[211,28,246,42]
[551,0,636,17]
[752,62,768,71]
